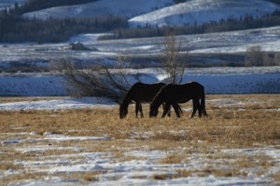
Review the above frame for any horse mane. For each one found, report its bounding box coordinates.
[150,85,165,110]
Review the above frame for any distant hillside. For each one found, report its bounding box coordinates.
[23,0,279,28]
[129,0,280,27]
[0,0,280,43]
[23,0,174,20]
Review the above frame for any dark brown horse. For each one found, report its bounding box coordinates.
[149,82,208,118]
[119,82,167,119]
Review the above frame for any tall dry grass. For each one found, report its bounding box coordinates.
[0,94,280,184]
[1,94,279,148]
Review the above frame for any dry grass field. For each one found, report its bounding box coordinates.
[0,94,280,185]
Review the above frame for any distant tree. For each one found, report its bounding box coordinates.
[158,31,187,83]
[19,0,98,14]
[1,0,280,43]
[0,14,127,43]
[245,46,272,66]
[273,53,280,66]
[245,46,263,66]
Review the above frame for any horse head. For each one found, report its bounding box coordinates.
[119,103,128,119]
[149,103,158,117]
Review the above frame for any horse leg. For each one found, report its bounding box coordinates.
[201,93,208,117]
[135,101,140,118]
[198,99,202,117]
[139,103,144,118]
[161,103,170,118]
[190,99,199,118]
[171,103,181,118]
[162,103,171,117]
[161,104,165,118]
[203,108,208,117]
[167,103,171,117]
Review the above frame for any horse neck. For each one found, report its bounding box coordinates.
[121,94,131,109]
[151,94,163,109]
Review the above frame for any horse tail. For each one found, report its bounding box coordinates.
[201,86,208,116]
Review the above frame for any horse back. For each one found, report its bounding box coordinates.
[128,82,166,102]
[160,82,204,102]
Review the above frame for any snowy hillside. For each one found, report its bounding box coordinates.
[1,26,280,67]
[23,0,174,20]
[22,0,279,28]
[0,25,280,97]
[129,0,280,27]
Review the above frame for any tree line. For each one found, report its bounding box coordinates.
[0,0,280,43]
[99,10,280,40]
[0,11,127,43]
[9,0,99,15]
[0,0,126,43]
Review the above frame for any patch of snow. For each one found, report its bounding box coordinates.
[1,138,22,145]
[0,97,115,110]
[69,33,113,43]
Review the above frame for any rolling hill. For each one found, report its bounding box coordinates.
[129,0,280,27]
[22,0,280,28]
[22,0,174,20]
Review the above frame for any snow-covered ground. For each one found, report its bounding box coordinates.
[3,133,279,186]
[1,92,280,185]
[1,26,280,67]
[3,129,279,185]
[0,97,114,110]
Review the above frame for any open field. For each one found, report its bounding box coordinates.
[1,94,280,185]
[0,1,279,185]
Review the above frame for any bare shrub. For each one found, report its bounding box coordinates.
[50,33,189,101]
[274,52,280,66]
[50,57,132,103]
[158,31,187,83]
[244,46,272,66]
